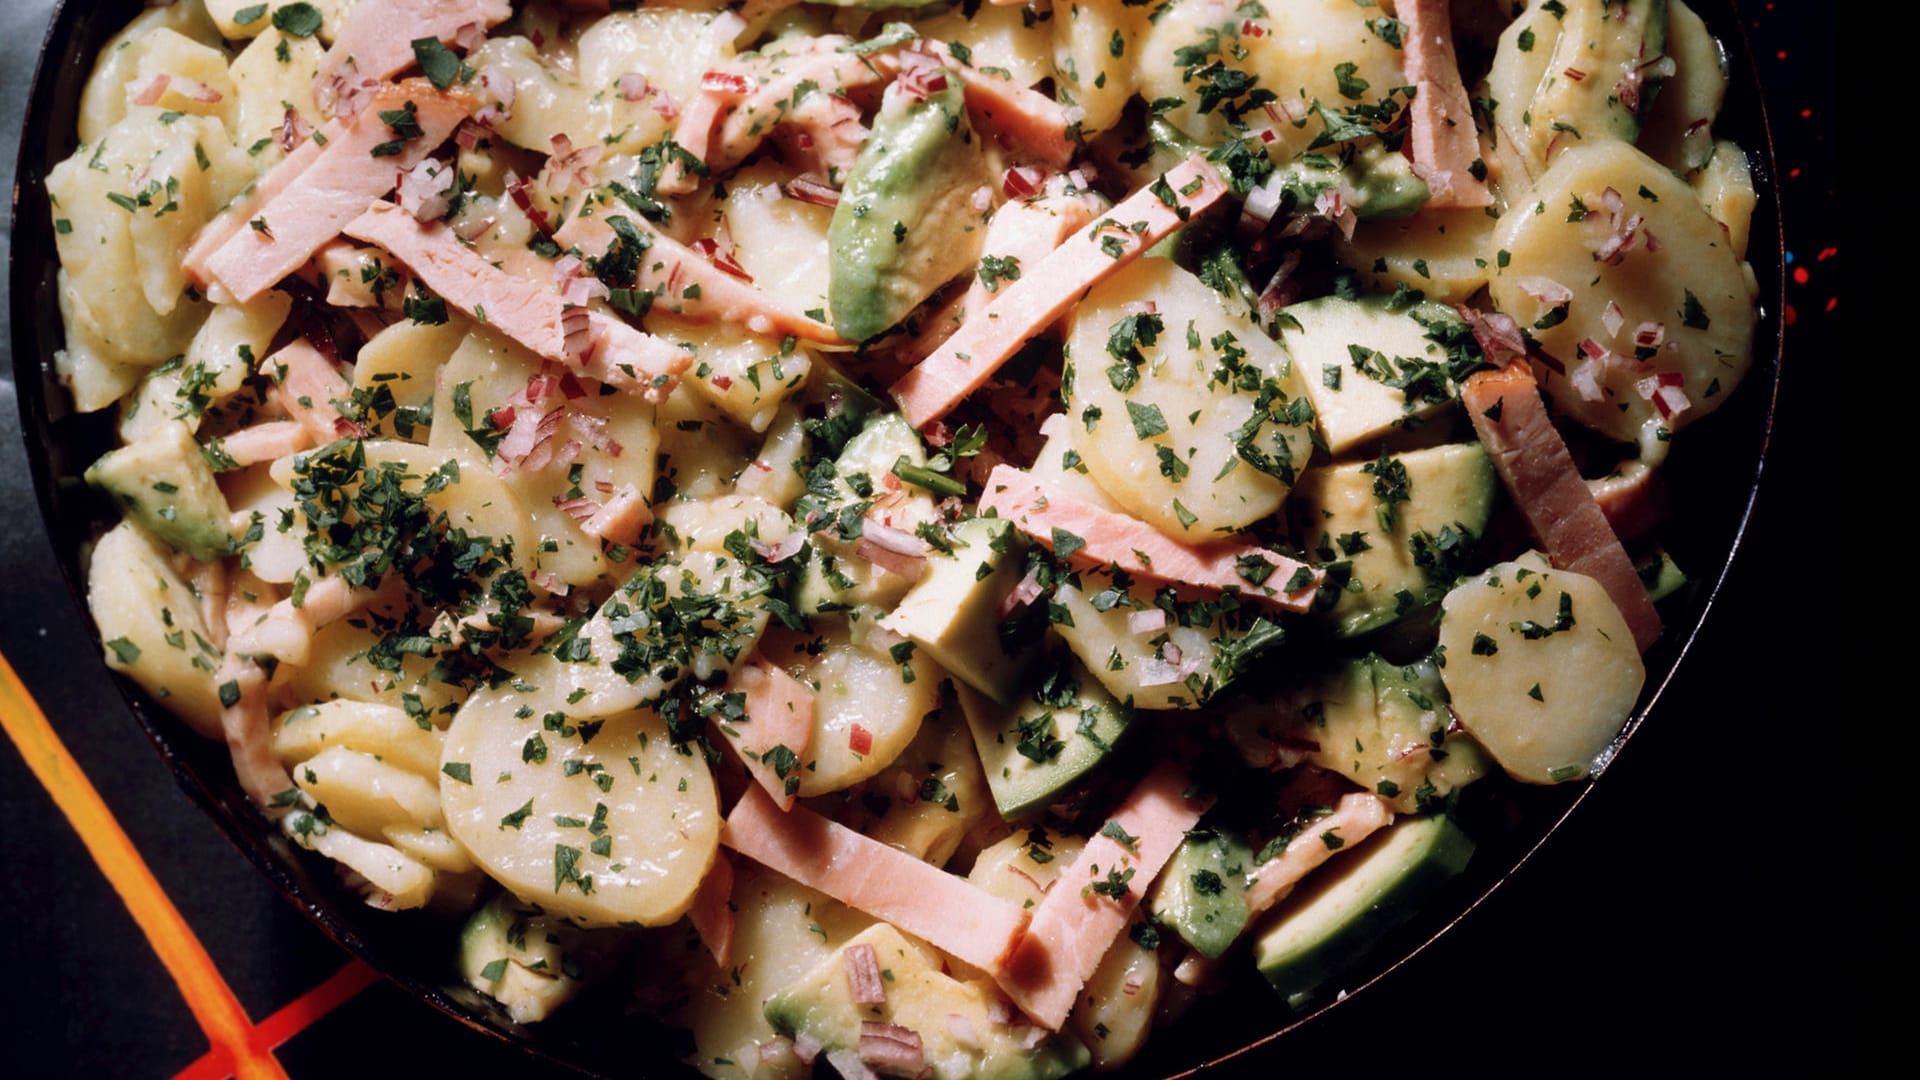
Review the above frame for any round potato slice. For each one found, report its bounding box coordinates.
[441,695,720,928]
[1489,141,1756,456]
[1436,553,1645,784]
[1064,257,1312,537]
[757,619,940,797]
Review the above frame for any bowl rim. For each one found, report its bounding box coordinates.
[7,1,1786,1075]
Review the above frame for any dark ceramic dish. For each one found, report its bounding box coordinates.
[10,3,1782,1076]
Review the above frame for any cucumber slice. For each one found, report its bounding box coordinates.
[1254,814,1474,1006]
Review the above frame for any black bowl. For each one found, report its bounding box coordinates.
[10,3,1783,1076]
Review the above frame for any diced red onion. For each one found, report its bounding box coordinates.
[783,174,841,207]
[855,538,927,581]
[844,943,886,1005]
[946,1014,980,1049]
[701,70,753,96]
[555,495,600,522]
[131,75,169,106]
[1636,372,1690,420]
[750,531,805,564]
[793,1032,822,1065]
[1138,657,1184,687]
[1002,166,1046,200]
[997,566,1043,619]
[858,1022,926,1078]
[849,724,873,755]
[398,159,456,222]
[1517,276,1573,305]
[690,237,753,282]
[1633,321,1667,350]
[861,520,930,558]
[1569,361,1606,402]
[827,1049,879,1080]
[1457,307,1528,368]
[1239,18,1267,37]
[1128,609,1167,634]
[618,73,651,102]
[1602,300,1626,338]
[1564,66,1588,81]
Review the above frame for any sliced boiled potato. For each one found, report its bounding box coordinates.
[1481,0,1565,192]
[915,3,1055,90]
[122,290,292,443]
[50,112,239,365]
[1064,257,1312,537]
[1051,574,1225,711]
[292,744,443,836]
[269,615,465,714]
[1639,0,1728,173]
[1436,553,1645,784]
[824,691,989,866]
[758,618,940,797]
[657,380,757,501]
[1333,208,1496,305]
[1070,908,1162,1070]
[440,696,720,927]
[429,330,658,589]
[273,699,446,777]
[55,269,153,413]
[675,861,871,1080]
[733,405,810,511]
[474,22,726,158]
[656,313,813,435]
[223,466,307,583]
[1693,140,1756,261]
[128,28,238,129]
[1052,0,1150,136]
[655,494,794,555]
[285,812,437,911]
[77,1,223,143]
[1138,0,1407,164]
[722,163,835,322]
[1490,141,1756,455]
[87,521,225,739]
[351,316,469,442]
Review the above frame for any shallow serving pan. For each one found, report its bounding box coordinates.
[10,2,1783,1075]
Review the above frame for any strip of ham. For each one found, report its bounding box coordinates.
[665,35,1073,195]
[687,850,736,968]
[344,203,688,401]
[722,785,1031,973]
[552,215,844,345]
[1242,793,1393,916]
[977,465,1320,613]
[663,37,884,195]
[226,574,369,666]
[1399,0,1494,210]
[316,0,511,113]
[994,763,1211,1029]
[214,420,315,469]
[261,339,358,444]
[1462,364,1661,652]
[580,483,653,546]
[217,584,295,808]
[907,193,1097,361]
[892,156,1229,429]
[932,49,1076,169]
[713,658,816,811]
[197,81,474,303]
[183,134,328,289]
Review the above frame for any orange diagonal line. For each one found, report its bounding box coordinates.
[0,651,287,1080]
[174,961,382,1080]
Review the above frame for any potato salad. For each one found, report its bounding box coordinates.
[51,0,1759,1075]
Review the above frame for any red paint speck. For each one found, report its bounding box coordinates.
[1817,247,1837,261]
[1825,298,1837,313]
[1789,168,1801,178]
[1792,267,1809,285]
[1784,305,1797,326]
[1800,109,1812,119]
